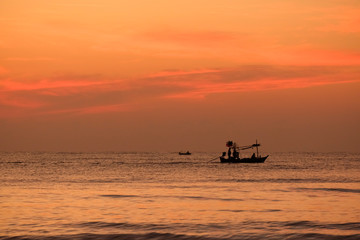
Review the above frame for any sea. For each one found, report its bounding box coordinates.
[0,152,359,240]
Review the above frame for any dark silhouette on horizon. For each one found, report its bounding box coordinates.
[179,151,191,155]
[220,140,268,163]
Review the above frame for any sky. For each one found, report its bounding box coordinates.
[0,0,359,152]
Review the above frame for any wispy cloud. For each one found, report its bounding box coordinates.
[45,103,131,115]
[264,47,360,66]
[147,69,222,78]
[0,77,122,94]
[1,65,359,118]
[141,30,237,47]
[0,94,45,108]
[315,6,360,33]
[4,57,56,62]
[146,65,360,98]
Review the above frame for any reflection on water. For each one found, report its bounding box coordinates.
[0,152,359,239]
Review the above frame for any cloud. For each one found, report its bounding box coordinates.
[141,30,237,47]
[0,94,45,108]
[145,65,360,99]
[0,74,129,117]
[0,77,122,94]
[1,65,359,118]
[91,26,360,66]
[147,69,222,78]
[5,57,56,62]
[45,103,131,115]
[90,29,255,61]
[315,6,360,33]
[263,47,360,66]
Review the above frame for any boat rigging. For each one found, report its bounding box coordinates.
[220,140,268,163]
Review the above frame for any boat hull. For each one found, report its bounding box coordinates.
[220,155,268,163]
[179,152,191,155]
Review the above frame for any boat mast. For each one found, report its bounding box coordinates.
[256,139,259,158]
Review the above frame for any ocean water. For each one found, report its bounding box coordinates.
[0,152,359,240]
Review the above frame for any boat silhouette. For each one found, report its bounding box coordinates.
[220,140,268,163]
[179,151,191,155]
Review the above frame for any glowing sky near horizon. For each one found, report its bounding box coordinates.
[1,0,359,152]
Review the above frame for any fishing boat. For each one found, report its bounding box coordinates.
[220,140,268,163]
[179,151,191,155]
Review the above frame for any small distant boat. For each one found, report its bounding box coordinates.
[220,140,268,163]
[179,151,191,155]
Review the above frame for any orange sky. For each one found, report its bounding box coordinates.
[1,0,359,152]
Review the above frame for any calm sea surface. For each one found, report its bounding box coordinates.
[0,152,359,240]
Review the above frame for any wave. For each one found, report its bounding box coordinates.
[281,221,360,230]
[212,178,360,183]
[100,194,138,198]
[279,233,360,240]
[1,232,359,240]
[0,233,217,240]
[3,220,359,240]
[219,209,281,213]
[163,161,193,164]
[99,194,244,202]
[76,220,360,232]
[216,178,325,183]
[295,187,360,193]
